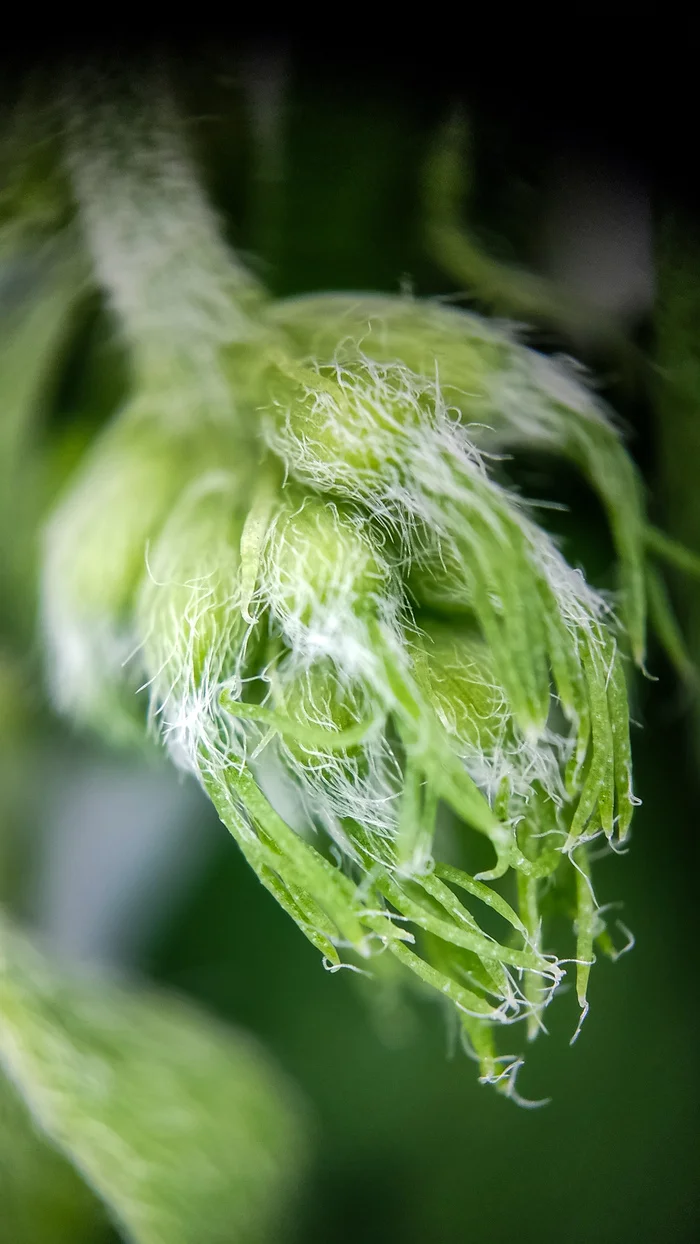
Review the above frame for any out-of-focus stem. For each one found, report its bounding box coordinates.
[64,75,266,396]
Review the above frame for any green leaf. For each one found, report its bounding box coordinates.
[0,914,308,1244]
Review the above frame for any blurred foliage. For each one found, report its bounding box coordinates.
[0,916,307,1244]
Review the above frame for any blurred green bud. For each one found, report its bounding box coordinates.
[0,913,308,1244]
[41,398,245,742]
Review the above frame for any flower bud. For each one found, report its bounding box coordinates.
[27,72,661,1093]
[259,489,397,669]
[410,618,505,755]
[136,469,251,767]
[267,292,647,661]
[41,399,244,740]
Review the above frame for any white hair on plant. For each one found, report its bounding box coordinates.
[263,352,490,536]
[41,83,267,739]
[132,477,432,984]
[245,488,501,868]
[135,469,253,775]
[209,483,567,1035]
[409,621,569,816]
[36,74,656,1089]
[234,487,412,866]
[260,659,404,869]
[40,397,247,742]
[266,290,648,661]
[41,324,628,1082]
[262,347,635,850]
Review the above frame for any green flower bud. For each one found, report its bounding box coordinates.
[265,292,509,396]
[36,76,661,1094]
[411,618,505,755]
[259,489,396,666]
[267,292,647,661]
[41,399,244,741]
[261,339,633,842]
[136,470,253,765]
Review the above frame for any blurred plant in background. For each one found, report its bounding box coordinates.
[1,49,699,1244]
